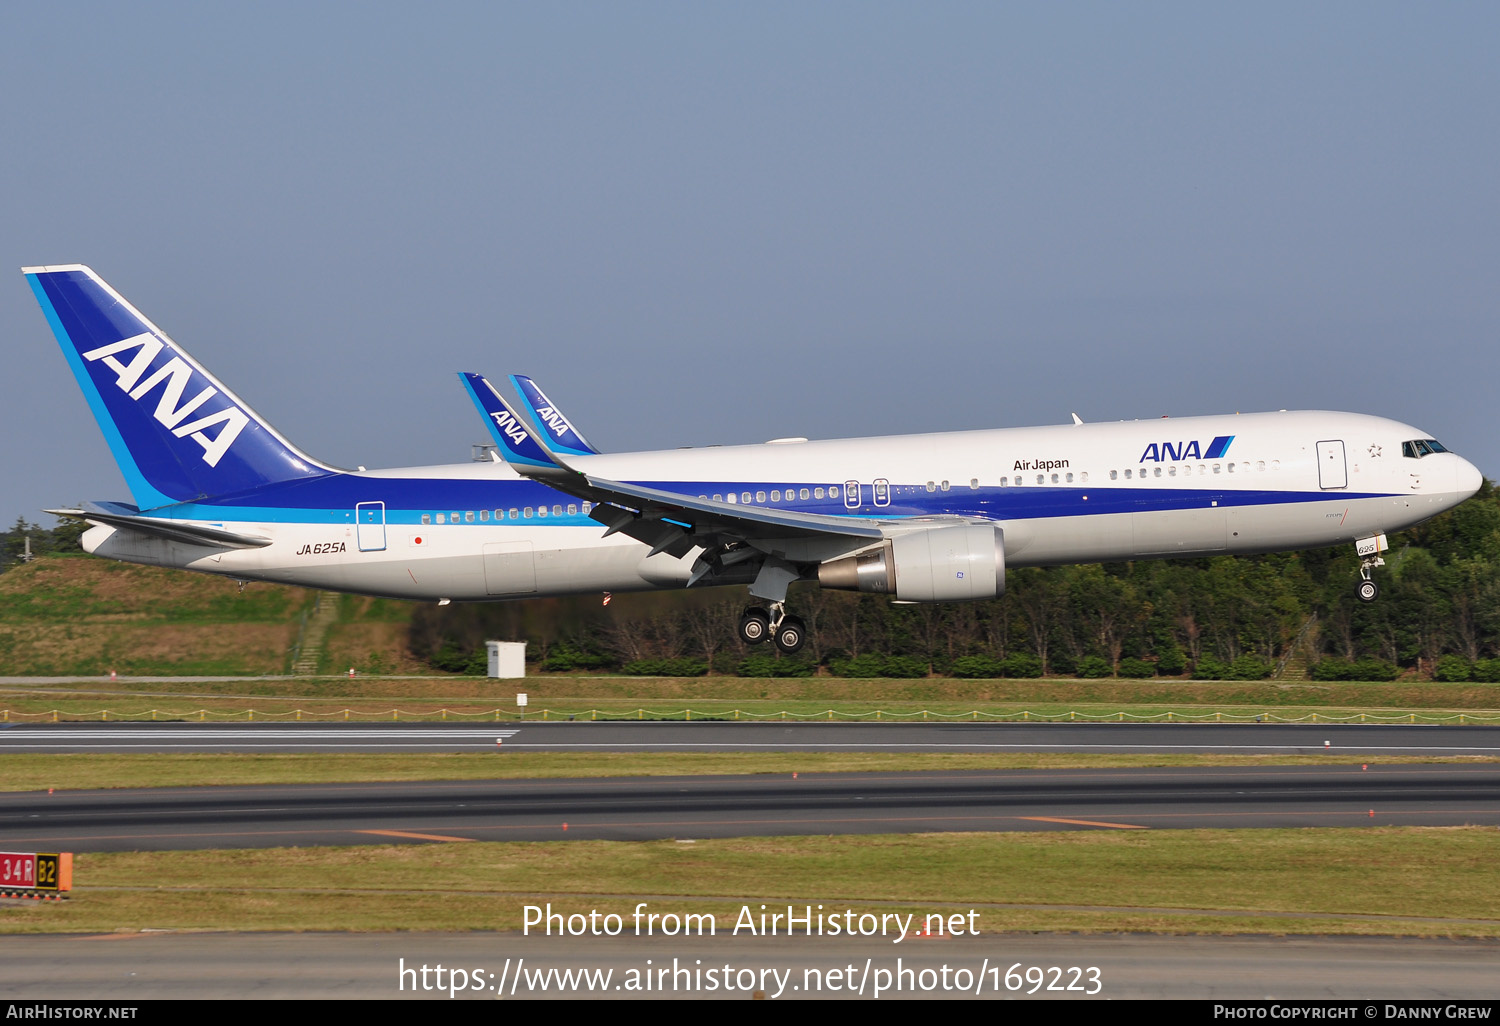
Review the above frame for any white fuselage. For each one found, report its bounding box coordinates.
[83,409,1483,602]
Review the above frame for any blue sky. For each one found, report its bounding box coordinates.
[3,3,1497,527]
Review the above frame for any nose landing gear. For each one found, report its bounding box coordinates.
[1354,533,1388,603]
[738,603,808,654]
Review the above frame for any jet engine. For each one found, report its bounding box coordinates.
[817,524,1004,602]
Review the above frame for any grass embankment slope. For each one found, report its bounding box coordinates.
[0,555,419,676]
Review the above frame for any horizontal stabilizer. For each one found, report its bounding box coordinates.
[49,505,272,549]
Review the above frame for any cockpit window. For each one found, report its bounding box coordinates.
[1402,439,1449,459]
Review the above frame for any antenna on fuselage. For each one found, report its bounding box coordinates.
[1070,413,1083,425]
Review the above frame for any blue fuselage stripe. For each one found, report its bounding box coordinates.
[122,476,1396,527]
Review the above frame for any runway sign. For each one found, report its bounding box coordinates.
[0,851,72,897]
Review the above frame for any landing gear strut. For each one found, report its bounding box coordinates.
[738,603,807,654]
[1355,533,1387,603]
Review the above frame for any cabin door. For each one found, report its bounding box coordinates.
[1316,440,1348,489]
[355,501,386,551]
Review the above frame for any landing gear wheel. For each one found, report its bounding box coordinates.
[739,607,772,644]
[1356,579,1379,603]
[774,615,807,655]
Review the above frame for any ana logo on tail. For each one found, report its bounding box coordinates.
[489,408,531,446]
[82,332,249,467]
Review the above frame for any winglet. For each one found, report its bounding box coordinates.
[509,374,599,457]
[458,372,572,473]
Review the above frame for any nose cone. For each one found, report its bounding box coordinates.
[1455,456,1484,500]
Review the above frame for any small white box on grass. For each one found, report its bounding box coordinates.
[485,641,527,678]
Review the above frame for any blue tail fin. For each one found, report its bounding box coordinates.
[459,371,569,471]
[508,374,600,457]
[25,264,334,509]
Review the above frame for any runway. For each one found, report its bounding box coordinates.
[4,765,1499,851]
[3,720,1499,753]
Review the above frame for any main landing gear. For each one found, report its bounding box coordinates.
[739,603,807,654]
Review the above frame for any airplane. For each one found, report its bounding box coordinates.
[25,263,1484,656]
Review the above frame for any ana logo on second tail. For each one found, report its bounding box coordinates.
[81,332,249,467]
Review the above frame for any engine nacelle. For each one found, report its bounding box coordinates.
[818,524,1005,602]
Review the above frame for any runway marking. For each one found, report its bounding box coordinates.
[358,829,476,843]
[1018,816,1147,829]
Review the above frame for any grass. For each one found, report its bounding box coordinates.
[3,827,1497,937]
[6,751,1497,792]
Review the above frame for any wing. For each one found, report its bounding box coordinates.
[457,372,980,596]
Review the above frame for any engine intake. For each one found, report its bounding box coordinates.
[818,524,1005,602]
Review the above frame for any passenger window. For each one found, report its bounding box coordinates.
[1065,472,1074,483]
[1167,466,1176,477]
[926,481,936,492]
[480,510,489,522]
[756,491,766,503]
[436,513,446,524]
[1050,473,1059,484]
[538,506,547,518]
[1110,470,1118,481]
[553,505,561,516]
[1256,462,1264,472]
[1213,464,1221,474]
[1080,472,1089,482]
[1124,469,1132,480]
[1153,467,1162,478]
[742,492,752,503]
[465,511,475,523]
[799,488,810,500]
[969,478,979,490]
[524,507,533,518]
[582,502,592,513]
[1227,464,1235,474]
[450,512,459,523]
[814,487,825,499]
[829,486,839,498]
[713,494,722,502]
[568,504,577,515]
[940,480,950,491]
[1036,474,1044,484]
[771,490,781,502]
[509,508,519,520]
[421,514,432,525]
